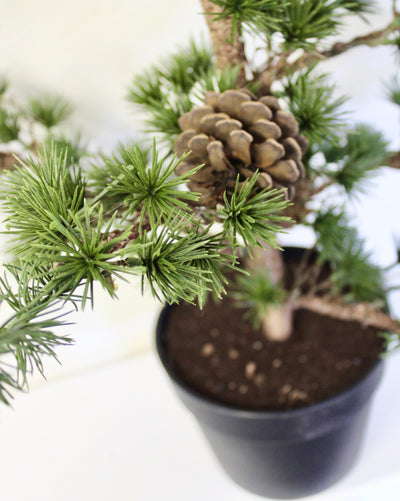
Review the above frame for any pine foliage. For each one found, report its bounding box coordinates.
[314,210,385,303]
[28,94,73,129]
[219,174,290,250]
[322,124,389,195]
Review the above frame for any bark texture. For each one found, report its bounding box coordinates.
[200,0,246,84]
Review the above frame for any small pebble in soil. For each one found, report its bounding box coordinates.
[228,381,237,391]
[252,340,263,351]
[254,373,266,387]
[281,383,292,395]
[209,327,220,338]
[289,389,308,402]
[228,348,239,360]
[201,343,215,357]
[245,361,257,379]
[272,358,282,368]
[239,384,249,394]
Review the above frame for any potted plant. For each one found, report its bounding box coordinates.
[0,0,400,498]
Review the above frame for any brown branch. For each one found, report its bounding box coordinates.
[200,0,246,86]
[296,295,400,333]
[386,151,400,169]
[261,13,400,81]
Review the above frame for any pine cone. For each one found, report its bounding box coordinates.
[174,89,308,207]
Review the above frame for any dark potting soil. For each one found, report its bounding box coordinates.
[165,298,384,410]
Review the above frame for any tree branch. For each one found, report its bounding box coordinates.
[261,13,400,81]
[200,0,246,85]
[386,151,400,169]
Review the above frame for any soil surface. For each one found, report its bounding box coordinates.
[165,298,384,410]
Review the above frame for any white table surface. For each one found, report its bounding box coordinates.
[0,343,399,501]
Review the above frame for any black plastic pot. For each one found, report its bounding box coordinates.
[156,304,385,499]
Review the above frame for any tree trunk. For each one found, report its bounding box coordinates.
[200,0,246,85]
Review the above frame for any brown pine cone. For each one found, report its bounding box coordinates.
[174,89,308,207]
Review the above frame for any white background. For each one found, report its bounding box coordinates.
[0,1,400,500]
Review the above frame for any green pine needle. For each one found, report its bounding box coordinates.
[219,173,290,251]
[89,141,151,211]
[0,144,86,259]
[127,40,242,144]
[197,65,242,96]
[0,265,74,405]
[101,141,201,227]
[28,94,73,128]
[0,77,8,98]
[206,0,283,36]
[279,0,341,49]
[42,134,88,166]
[283,70,348,144]
[136,219,232,306]
[381,328,400,353]
[0,107,20,142]
[325,124,389,195]
[314,209,385,303]
[142,95,194,143]
[33,202,139,308]
[385,76,400,107]
[336,0,376,17]
[233,268,287,327]
[157,39,214,94]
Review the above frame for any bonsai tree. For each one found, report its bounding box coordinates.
[0,0,399,406]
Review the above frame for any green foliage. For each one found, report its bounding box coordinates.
[198,65,242,95]
[128,59,194,143]
[209,0,376,47]
[156,40,214,94]
[275,1,375,49]
[335,0,376,15]
[0,145,86,259]
[136,220,231,306]
[42,134,88,166]
[0,265,73,404]
[314,209,385,303]
[89,141,151,210]
[0,77,8,98]
[128,40,245,145]
[0,107,20,142]
[36,203,138,308]
[98,142,201,226]
[206,0,283,36]
[28,94,73,128]
[279,1,341,49]
[283,70,348,144]
[219,173,290,251]
[143,95,194,144]
[322,124,389,195]
[385,76,400,107]
[381,328,400,353]
[233,268,287,327]
[127,39,213,107]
